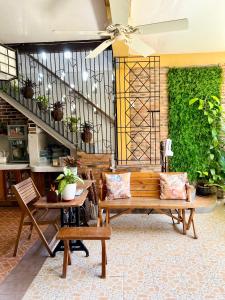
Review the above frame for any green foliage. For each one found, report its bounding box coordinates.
[168,66,223,182]
[189,95,225,188]
[56,167,84,193]
[64,116,80,132]
[35,95,49,109]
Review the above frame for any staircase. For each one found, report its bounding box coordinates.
[0,48,115,153]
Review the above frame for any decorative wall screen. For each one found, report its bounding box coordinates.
[115,56,160,165]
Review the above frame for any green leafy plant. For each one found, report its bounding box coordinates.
[0,79,19,96]
[189,95,225,189]
[63,155,81,167]
[64,116,80,132]
[168,66,223,182]
[56,167,83,193]
[36,95,49,110]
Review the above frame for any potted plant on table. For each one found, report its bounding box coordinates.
[56,167,83,201]
[63,155,81,176]
[35,95,49,111]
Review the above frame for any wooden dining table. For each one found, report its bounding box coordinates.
[34,180,94,256]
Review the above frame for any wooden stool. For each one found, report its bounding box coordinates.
[56,226,111,279]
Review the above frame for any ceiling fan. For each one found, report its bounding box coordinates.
[53,0,188,59]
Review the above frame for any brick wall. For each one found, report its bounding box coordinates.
[125,67,168,172]
[0,98,27,125]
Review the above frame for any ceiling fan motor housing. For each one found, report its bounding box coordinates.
[106,24,138,37]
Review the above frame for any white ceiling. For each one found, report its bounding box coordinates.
[1,0,225,54]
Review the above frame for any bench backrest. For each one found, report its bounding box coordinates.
[100,171,186,200]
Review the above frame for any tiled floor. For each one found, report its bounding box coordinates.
[0,207,48,284]
[21,204,225,300]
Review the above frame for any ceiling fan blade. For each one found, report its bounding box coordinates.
[108,0,130,25]
[136,18,188,35]
[127,37,155,57]
[52,30,111,36]
[86,39,115,59]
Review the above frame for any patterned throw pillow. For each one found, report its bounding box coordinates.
[160,173,188,200]
[105,173,131,200]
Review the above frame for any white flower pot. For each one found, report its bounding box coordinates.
[62,183,77,201]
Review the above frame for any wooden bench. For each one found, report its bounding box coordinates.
[99,172,216,239]
[56,227,111,278]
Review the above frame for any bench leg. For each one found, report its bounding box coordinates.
[187,208,194,230]
[62,240,69,278]
[101,240,106,279]
[169,209,175,225]
[98,208,103,227]
[177,209,182,224]
[192,218,198,239]
[105,209,110,225]
[182,209,186,235]
[187,208,198,239]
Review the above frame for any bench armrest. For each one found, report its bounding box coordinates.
[186,184,196,202]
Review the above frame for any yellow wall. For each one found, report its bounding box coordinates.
[114,41,225,162]
[113,41,225,67]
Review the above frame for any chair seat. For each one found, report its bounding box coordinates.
[57,226,111,241]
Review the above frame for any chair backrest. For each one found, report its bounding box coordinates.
[101,171,187,200]
[79,168,98,205]
[12,177,40,209]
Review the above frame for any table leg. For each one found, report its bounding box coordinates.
[70,207,89,257]
[182,209,186,235]
[54,206,89,257]
[101,240,106,278]
[60,208,64,226]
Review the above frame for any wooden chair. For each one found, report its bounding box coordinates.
[12,177,59,257]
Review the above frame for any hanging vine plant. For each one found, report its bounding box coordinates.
[189,95,225,195]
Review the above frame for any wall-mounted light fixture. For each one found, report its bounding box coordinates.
[0,44,17,81]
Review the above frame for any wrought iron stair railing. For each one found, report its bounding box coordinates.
[0,48,115,154]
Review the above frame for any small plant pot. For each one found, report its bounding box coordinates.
[51,109,63,121]
[196,184,217,196]
[69,124,78,132]
[21,86,34,99]
[46,191,58,203]
[217,188,224,199]
[62,183,77,201]
[81,129,92,143]
[37,102,48,111]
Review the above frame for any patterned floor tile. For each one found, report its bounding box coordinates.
[0,207,48,284]
[22,205,225,300]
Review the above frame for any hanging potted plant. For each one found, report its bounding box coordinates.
[64,116,80,132]
[80,122,94,143]
[56,167,83,201]
[51,101,64,121]
[35,95,49,111]
[21,79,36,99]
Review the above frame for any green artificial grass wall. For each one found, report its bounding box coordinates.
[168,66,223,182]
